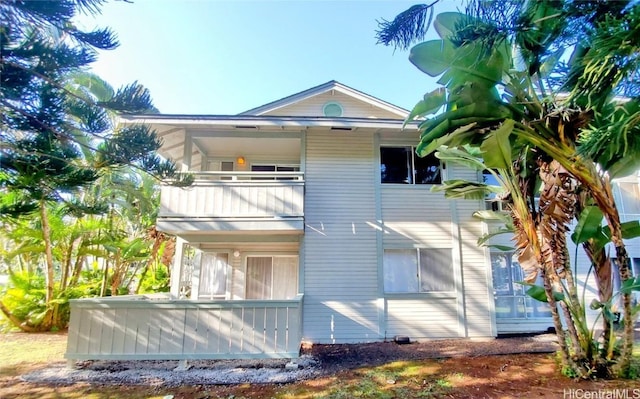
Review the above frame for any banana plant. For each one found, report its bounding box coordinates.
[381,2,640,377]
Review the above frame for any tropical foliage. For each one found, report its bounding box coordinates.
[378,0,640,378]
[0,0,186,331]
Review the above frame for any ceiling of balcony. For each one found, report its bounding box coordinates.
[193,137,301,158]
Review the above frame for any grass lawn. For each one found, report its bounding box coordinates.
[1,332,640,398]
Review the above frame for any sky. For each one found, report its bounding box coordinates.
[76,0,462,115]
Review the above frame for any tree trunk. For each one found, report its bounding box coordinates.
[589,175,633,377]
[68,252,85,288]
[39,201,55,305]
[38,200,55,330]
[612,241,634,377]
[0,301,40,332]
[581,241,613,362]
[100,259,110,297]
[542,268,583,376]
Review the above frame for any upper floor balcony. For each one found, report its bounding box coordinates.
[158,171,304,235]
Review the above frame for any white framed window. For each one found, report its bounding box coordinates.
[182,246,230,300]
[617,182,640,218]
[251,164,300,181]
[383,248,454,293]
[482,170,504,211]
[380,146,441,185]
[491,252,550,319]
[245,255,298,299]
[197,252,229,299]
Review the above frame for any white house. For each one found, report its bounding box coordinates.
[65,81,640,361]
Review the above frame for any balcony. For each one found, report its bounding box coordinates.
[158,171,304,235]
[65,294,304,361]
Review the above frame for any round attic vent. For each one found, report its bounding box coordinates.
[323,102,343,117]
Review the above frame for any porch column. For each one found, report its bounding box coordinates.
[170,237,185,298]
[181,132,193,171]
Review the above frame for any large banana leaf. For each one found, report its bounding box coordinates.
[410,40,505,87]
[431,179,500,200]
[405,87,446,123]
[480,120,514,169]
[571,206,606,245]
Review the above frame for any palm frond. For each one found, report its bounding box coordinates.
[376,2,438,50]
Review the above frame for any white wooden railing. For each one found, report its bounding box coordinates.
[159,171,304,219]
[65,294,304,361]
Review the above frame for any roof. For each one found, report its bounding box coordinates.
[119,114,419,131]
[239,80,409,118]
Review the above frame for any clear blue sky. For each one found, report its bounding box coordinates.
[77,0,462,115]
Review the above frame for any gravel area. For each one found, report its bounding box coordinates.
[21,334,558,387]
[21,356,320,386]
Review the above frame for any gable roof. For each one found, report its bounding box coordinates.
[239,80,409,118]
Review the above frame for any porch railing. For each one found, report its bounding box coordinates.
[159,171,304,220]
[65,294,304,361]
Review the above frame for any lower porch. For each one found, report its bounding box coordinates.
[65,294,303,361]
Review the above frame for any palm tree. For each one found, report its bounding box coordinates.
[377,0,640,377]
[0,0,189,331]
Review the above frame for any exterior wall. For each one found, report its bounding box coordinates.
[302,129,381,343]
[380,185,462,339]
[377,134,493,340]
[262,91,402,119]
[301,128,495,343]
[449,167,497,338]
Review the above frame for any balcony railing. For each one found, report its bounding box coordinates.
[65,294,304,361]
[158,171,304,233]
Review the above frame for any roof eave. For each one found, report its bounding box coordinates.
[118,114,418,130]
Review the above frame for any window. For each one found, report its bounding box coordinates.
[197,252,229,299]
[180,246,229,300]
[380,146,441,185]
[383,248,454,293]
[491,252,550,319]
[251,164,300,180]
[179,244,198,299]
[610,257,640,312]
[323,102,343,117]
[483,170,505,211]
[220,161,234,181]
[617,182,640,218]
[246,256,298,299]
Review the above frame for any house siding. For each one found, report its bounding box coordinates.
[302,129,381,343]
[380,187,462,339]
[450,167,496,337]
[376,134,494,339]
[263,91,402,119]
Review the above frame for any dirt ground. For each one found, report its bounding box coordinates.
[2,331,640,398]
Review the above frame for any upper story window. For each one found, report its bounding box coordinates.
[323,102,343,117]
[483,170,505,211]
[251,164,300,180]
[380,146,441,185]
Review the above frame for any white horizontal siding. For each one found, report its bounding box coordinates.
[385,298,459,338]
[381,187,453,247]
[457,199,496,337]
[302,131,380,343]
[263,91,402,119]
